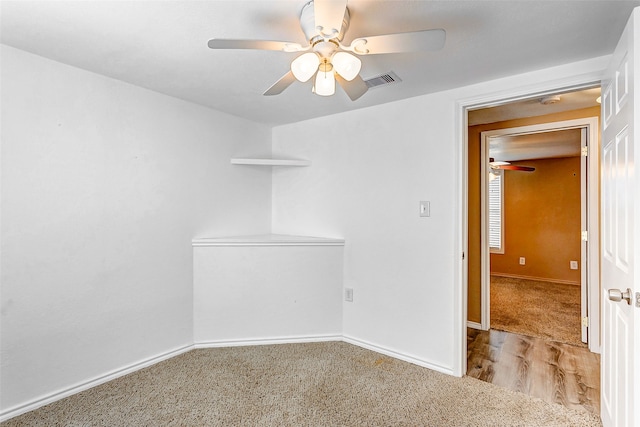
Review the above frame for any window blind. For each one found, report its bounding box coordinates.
[488,170,503,251]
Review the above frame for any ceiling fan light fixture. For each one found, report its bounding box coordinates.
[314,60,335,96]
[291,52,320,82]
[332,52,361,81]
[207,0,446,101]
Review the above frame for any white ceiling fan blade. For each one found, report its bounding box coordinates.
[263,71,297,96]
[208,39,307,52]
[314,0,348,39]
[346,29,446,55]
[335,73,368,101]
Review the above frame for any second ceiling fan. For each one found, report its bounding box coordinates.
[207,0,446,100]
[489,158,535,172]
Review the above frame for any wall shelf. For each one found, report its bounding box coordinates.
[231,158,311,167]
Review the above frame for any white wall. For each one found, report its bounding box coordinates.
[271,56,610,374]
[0,40,612,418]
[271,94,457,371]
[0,45,272,415]
[193,240,344,345]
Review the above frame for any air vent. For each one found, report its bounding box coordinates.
[364,71,402,89]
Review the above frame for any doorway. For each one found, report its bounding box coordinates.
[478,119,600,350]
[465,89,601,349]
[464,88,602,414]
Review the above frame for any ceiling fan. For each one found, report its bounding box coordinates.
[489,158,535,172]
[207,0,446,100]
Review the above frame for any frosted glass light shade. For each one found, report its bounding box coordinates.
[332,52,361,81]
[314,68,335,96]
[291,53,320,82]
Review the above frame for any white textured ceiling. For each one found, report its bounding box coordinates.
[2,1,639,126]
[468,87,602,126]
[490,128,582,162]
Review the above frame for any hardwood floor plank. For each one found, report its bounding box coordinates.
[466,329,600,416]
[492,333,533,394]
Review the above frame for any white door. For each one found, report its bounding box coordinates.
[601,7,639,427]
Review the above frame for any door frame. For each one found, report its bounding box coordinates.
[477,118,600,352]
[454,72,604,377]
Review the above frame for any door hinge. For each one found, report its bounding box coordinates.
[581,146,589,156]
[582,316,589,327]
[581,231,588,241]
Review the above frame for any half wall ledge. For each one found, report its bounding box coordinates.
[192,234,345,246]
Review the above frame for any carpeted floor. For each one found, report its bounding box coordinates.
[490,275,585,347]
[2,341,601,426]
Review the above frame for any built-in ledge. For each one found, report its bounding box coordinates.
[192,234,344,247]
[193,233,344,344]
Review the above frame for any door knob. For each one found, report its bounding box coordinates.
[608,288,632,305]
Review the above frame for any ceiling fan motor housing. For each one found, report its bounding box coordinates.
[300,1,350,44]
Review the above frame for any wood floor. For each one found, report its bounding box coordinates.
[467,328,600,416]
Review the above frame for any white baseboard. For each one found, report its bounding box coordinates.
[466,321,484,330]
[491,273,580,286]
[195,334,343,348]
[3,334,453,422]
[0,344,193,423]
[342,335,454,376]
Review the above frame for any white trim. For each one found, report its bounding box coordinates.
[453,95,468,378]
[586,118,601,354]
[580,127,589,344]
[466,321,484,330]
[1,334,453,423]
[491,272,580,286]
[479,136,491,330]
[192,234,345,247]
[342,335,455,376]
[194,334,343,348]
[0,344,194,422]
[478,117,601,352]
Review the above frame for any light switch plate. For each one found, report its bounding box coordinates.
[420,201,430,217]
[345,288,353,302]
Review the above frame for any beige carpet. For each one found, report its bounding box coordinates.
[491,275,585,347]
[2,342,601,426]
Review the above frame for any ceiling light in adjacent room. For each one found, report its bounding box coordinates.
[539,95,561,105]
